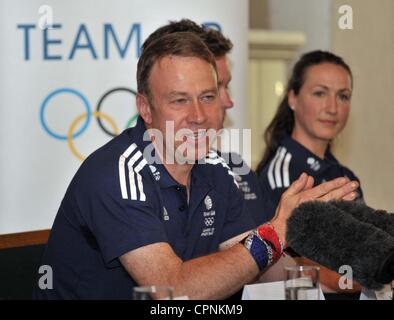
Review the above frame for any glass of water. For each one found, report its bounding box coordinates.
[285,266,320,300]
[133,285,174,300]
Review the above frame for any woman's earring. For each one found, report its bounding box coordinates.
[289,105,295,111]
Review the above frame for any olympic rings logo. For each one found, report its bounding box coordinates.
[39,87,138,161]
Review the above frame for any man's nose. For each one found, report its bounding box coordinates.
[220,89,234,109]
[187,100,207,124]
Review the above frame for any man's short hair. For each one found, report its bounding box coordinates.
[137,31,217,97]
[141,19,233,58]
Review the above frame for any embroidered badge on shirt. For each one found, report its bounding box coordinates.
[201,196,215,237]
[236,175,257,200]
[149,165,161,181]
[307,157,321,171]
[204,217,215,227]
[204,195,213,210]
[163,206,169,221]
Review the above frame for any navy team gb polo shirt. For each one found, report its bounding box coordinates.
[34,116,254,299]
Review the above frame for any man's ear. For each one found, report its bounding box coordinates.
[136,93,152,124]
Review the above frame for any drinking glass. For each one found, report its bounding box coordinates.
[133,285,174,300]
[285,266,320,300]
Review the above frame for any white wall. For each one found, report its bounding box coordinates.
[268,0,331,53]
[331,0,394,211]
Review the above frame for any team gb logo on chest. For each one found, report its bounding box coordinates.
[201,195,216,237]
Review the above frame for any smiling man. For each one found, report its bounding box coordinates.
[34,31,359,300]
[137,52,223,173]
[141,19,270,225]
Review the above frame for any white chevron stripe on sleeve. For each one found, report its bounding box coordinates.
[274,147,287,188]
[119,143,137,199]
[267,148,281,190]
[135,158,147,201]
[127,151,143,200]
[282,152,292,187]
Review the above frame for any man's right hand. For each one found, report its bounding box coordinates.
[270,172,359,246]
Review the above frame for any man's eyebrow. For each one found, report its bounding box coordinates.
[200,87,218,95]
[167,91,189,98]
[166,88,218,99]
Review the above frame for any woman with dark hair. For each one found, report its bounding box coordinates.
[257,50,363,215]
[256,50,364,295]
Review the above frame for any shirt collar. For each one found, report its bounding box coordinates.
[129,116,212,190]
[150,159,214,191]
[280,135,339,171]
[127,115,153,151]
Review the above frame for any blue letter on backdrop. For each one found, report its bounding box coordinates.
[202,22,222,31]
[104,23,141,59]
[17,24,36,60]
[43,23,62,60]
[69,24,98,60]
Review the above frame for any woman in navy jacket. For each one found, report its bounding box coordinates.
[256,50,363,295]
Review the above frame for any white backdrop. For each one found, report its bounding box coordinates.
[0,0,248,234]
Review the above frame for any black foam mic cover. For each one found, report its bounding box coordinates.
[329,200,394,237]
[287,201,394,290]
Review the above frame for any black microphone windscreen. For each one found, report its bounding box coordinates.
[329,200,394,238]
[287,201,394,290]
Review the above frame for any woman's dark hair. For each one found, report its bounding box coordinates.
[256,50,353,174]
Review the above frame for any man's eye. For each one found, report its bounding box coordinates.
[313,91,325,97]
[173,98,188,104]
[201,95,216,102]
[339,93,351,101]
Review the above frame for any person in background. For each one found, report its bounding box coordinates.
[142,19,269,225]
[256,50,363,295]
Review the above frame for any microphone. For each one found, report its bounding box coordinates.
[329,200,394,237]
[286,200,394,290]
